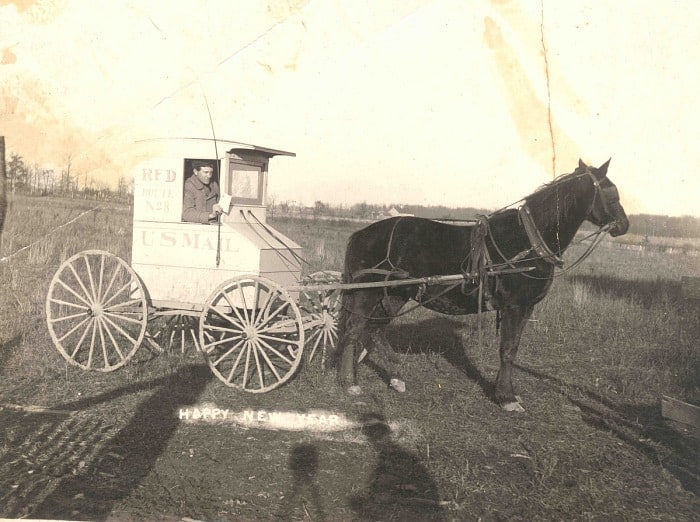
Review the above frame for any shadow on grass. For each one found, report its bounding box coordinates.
[349,412,445,521]
[0,334,22,373]
[277,443,326,520]
[30,364,213,521]
[515,363,700,495]
[569,273,688,308]
[384,315,495,402]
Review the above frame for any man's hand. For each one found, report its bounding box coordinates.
[208,203,223,221]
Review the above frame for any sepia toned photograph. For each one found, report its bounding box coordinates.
[0,1,698,520]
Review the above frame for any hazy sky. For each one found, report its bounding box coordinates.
[1,0,699,216]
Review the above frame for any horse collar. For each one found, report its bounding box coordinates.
[518,205,564,267]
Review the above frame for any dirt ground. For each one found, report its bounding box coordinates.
[1,335,699,522]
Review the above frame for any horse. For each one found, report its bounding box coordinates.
[334,159,629,412]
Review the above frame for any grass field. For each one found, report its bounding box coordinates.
[0,195,698,520]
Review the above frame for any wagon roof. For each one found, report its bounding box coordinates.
[135,137,295,158]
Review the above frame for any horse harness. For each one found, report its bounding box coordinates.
[349,166,613,319]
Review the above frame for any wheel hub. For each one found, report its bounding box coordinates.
[87,305,103,318]
[242,325,258,341]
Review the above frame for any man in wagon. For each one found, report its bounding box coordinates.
[182,160,224,223]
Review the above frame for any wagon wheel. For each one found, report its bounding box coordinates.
[46,250,148,371]
[148,313,202,354]
[299,271,342,368]
[198,275,304,393]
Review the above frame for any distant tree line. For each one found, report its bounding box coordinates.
[272,200,700,239]
[4,152,133,203]
[628,214,700,239]
[271,199,492,222]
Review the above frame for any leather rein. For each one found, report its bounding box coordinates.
[486,168,615,279]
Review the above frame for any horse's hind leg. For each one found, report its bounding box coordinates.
[368,326,406,393]
[494,303,534,412]
[336,289,379,394]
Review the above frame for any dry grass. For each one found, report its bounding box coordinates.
[0,200,698,520]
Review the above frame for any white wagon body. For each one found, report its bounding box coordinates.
[130,138,302,310]
[46,137,341,392]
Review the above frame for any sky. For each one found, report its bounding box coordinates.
[1,0,699,216]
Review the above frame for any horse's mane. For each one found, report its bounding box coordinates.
[522,166,590,236]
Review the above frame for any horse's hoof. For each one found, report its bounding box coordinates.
[502,400,525,413]
[347,385,363,396]
[389,378,406,393]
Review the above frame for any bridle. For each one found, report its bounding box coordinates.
[487,167,618,277]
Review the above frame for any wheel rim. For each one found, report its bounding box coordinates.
[46,250,148,371]
[299,271,342,367]
[199,276,304,393]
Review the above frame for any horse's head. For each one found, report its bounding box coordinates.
[578,159,629,237]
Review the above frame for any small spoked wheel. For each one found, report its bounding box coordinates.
[299,271,342,368]
[198,275,304,393]
[45,250,148,371]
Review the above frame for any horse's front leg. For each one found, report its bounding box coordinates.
[494,303,534,412]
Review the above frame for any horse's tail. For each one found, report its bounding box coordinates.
[330,231,358,369]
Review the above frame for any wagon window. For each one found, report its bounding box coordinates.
[183,158,220,184]
[228,162,263,205]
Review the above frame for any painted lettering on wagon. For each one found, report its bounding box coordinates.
[139,230,237,252]
[141,168,177,182]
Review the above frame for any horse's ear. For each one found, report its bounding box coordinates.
[596,158,611,179]
[578,158,587,169]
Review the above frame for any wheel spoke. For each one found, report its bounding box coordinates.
[256,336,295,366]
[205,335,242,353]
[103,310,144,325]
[220,293,249,327]
[253,286,275,328]
[202,323,244,335]
[50,298,88,311]
[66,261,95,307]
[57,316,91,343]
[84,255,98,303]
[95,315,110,367]
[86,319,97,369]
[104,298,144,312]
[100,262,122,306]
[101,313,139,346]
[102,279,134,309]
[70,317,93,358]
[253,340,283,382]
[255,300,290,331]
[97,253,106,301]
[213,338,246,366]
[236,284,251,325]
[252,342,265,389]
[257,331,300,346]
[241,345,252,388]
[223,342,247,383]
[307,327,323,361]
[99,316,125,361]
[56,278,92,308]
[49,310,89,324]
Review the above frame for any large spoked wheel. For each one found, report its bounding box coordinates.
[199,275,304,393]
[299,271,342,368]
[46,250,148,371]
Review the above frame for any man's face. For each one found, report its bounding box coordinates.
[194,166,214,185]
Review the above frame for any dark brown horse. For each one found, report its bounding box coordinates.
[334,160,629,411]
